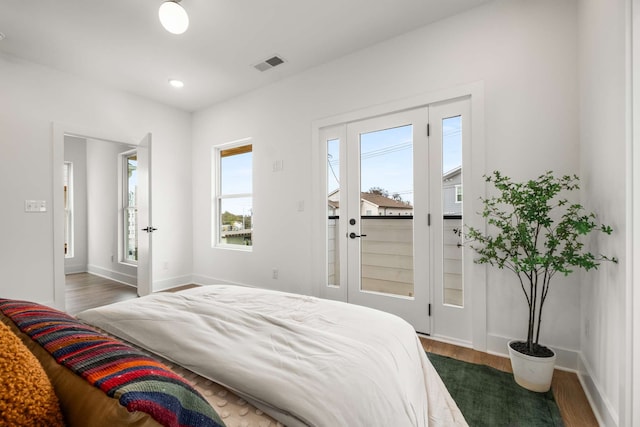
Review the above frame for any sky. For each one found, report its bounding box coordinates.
[219,151,253,218]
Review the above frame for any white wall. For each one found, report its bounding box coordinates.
[86,138,137,285]
[0,52,193,308]
[578,0,630,425]
[192,0,582,358]
[64,136,88,274]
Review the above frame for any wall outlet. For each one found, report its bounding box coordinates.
[272,268,279,279]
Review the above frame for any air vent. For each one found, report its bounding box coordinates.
[254,55,286,72]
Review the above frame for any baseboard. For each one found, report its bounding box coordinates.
[578,354,618,427]
[486,333,579,371]
[191,274,256,289]
[426,333,474,349]
[153,275,194,292]
[87,265,137,287]
[64,264,87,275]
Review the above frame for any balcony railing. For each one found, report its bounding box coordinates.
[328,216,462,305]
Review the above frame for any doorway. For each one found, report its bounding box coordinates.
[52,124,153,311]
[63,136,138,285]
[317,95,476,344]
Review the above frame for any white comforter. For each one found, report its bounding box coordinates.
[77,285,466,427]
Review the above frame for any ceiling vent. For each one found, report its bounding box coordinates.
[254,55,286,72]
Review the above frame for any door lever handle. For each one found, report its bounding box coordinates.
[142,227,158,233]
[348,232,367,239]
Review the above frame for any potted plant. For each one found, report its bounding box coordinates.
[464,171,616,392]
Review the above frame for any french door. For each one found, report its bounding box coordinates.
[321,97,472,342]
[323,108,430,333]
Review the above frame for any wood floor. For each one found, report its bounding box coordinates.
[66,273,598,427]
[65,272,138,315]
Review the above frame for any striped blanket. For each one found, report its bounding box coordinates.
[0,299,225,427]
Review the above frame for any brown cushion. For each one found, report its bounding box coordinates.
[0,321,65,427]
[1,313,162,427]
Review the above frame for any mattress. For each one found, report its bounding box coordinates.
[78,285,467,427]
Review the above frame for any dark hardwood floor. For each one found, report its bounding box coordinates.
[65,272,137,315]
[66,273,598,426]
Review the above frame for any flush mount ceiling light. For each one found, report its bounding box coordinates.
[159,1,189,35]
[168,78,184,88]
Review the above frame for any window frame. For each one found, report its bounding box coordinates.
[455,184,463,203]
[212,138,253,250]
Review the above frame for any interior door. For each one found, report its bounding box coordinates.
[136,133,153,296]
[345,108,430,333]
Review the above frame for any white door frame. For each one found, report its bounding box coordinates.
[311,82,487,350]
[51,122,152,310]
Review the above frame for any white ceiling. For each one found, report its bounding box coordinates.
[0,0,491,112]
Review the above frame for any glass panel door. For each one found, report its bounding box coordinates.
[346,108,429,333]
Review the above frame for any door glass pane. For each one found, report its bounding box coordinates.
[442,116,463,306]
[359,125,414,297]
[327,138,340,287]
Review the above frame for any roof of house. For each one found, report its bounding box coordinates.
[327,191,413,209]
[443,166,462,181]
[360,192,413,209]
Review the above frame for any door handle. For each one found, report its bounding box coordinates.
[142,227,158,233]
[348,232,367,239]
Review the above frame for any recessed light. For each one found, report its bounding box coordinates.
[168,79,184,89]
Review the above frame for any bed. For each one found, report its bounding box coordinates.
[77,285,466,427]
[77,285,467,427]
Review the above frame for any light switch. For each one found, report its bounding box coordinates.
[25,200,47,213]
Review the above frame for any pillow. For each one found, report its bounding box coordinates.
[0,321,65,427]
[0,299,226,427]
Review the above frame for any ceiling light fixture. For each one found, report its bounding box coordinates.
[159,1,189,35]
[168,79,184,88]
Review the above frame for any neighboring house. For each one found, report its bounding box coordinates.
[360,192,413,216]
[327,190,413,216]
[442,166,462,216]
[221,229,252,246]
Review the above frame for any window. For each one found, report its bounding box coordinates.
[214,141,253,248]
[455,184,463,203]
[63,162,73,258]
[122,151,138,263]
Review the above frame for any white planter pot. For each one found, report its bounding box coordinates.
[507,340,556,392]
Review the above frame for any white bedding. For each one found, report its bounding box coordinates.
[77,285,466,427]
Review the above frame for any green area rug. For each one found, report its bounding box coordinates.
[427,352,564,427]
